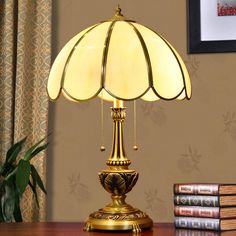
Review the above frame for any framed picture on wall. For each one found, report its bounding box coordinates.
[188,0,236,53]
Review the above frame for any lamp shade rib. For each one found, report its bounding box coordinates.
[47,18,191,102]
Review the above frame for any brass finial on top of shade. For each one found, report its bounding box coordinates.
[109,5,129,21]
[115,5,123,16]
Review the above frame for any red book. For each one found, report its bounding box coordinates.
[174,206,236,219]
[174,183,236,196]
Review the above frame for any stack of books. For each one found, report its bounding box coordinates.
[174,183,236,231]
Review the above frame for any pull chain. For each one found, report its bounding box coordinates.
[133,100,138,151]
[100,92,105,152]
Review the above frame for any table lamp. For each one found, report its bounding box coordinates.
[47,6,191,233]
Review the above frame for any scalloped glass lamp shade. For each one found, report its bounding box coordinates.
[47,9,191,102]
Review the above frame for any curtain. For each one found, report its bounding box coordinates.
[0,0,51,221]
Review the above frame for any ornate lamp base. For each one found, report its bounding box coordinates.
[84,207,153,233]
[84,104,153,233]
[84,169,153,233]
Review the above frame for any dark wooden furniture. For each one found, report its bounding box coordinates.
[0,223,233,235]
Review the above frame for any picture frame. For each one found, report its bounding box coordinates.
[187,0,236,53]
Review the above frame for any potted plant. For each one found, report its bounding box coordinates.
[0,136,48,222]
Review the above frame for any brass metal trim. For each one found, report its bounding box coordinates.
[60,24,100,98]
[128,22,154,88]
[102,87,151,101]
[129,23,187,101]
[152,87,185,101]
[84,215,152,233]
[111,107,126,121]
[61,87,103,102]
[106,160,131,166]
[142,24,191,100]
[101,21,116,87]
[157,35,189,99]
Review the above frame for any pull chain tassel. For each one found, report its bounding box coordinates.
[100,92,105,152]
[133,100,138,151]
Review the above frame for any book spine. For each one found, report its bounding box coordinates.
[174,184,219,195]
[174,206,220,218]
[174,195,219,207]
[175,217,220,231]
[175,229,219,236]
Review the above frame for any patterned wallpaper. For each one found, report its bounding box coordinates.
[47,0,236,223]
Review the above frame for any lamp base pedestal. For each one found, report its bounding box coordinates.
[84,207,153,233]
[84,105,153,233]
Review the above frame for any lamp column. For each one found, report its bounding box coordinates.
[107,99,130,169]
[84,99,153,233]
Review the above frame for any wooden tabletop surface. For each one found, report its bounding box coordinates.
[0,222,235,235]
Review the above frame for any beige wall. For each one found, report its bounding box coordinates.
[47,0,236,223]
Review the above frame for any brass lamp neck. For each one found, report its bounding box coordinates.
[113,99,124,108]
[106,100,131,170]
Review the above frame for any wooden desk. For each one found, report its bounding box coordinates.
[0,223,235,235]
